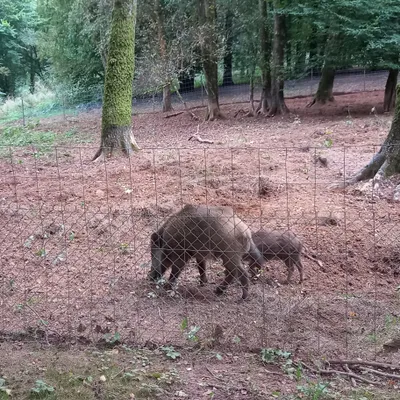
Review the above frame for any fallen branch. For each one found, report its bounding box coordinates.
[205,366,225,382]
[164,111,184,119]
[359,367,400,380]
[327,360,400,371]
[172,84,199,121]
[300,362,377,385]
[344,364,357,387]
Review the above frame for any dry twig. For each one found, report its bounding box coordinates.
[164,111,184,118]
[327,360,400,371]
[188,134,214,144]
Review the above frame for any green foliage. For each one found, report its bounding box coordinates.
[0,125,56,151]
[103,332,121,345]
[296,381,330,400]
[160,346,181,360]
[30,379,55,398]
[0,378,11,398]
[0,0,42,96]
[37,0,111,93]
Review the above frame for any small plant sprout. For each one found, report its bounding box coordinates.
[103,332,121,345]
[180,317,200,342]
[119,243,129,254]
[35,248,46,257]
[161,346,181,360]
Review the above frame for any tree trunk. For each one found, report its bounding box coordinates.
[383,69,398,112]
[93,0,140,161]
[342,84,400,195]
[222,10,234,86]
[155,0,173,112]
[307,35,336,107]
[257,0,271,114]
[310,65,335,106]
[199,0,222,120]
[268,2,288,116]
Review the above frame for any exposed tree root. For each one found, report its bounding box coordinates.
[205,106,225,121]
[306,96,335,108]
[164,111,184,119]
[92,132,141,162]
[329,151,386,189]
[188,134,214,144]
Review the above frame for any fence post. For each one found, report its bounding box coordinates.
[62,95,66,120]
[21,97,26,126]
[152,93,155,111]
[363,68,366,92]
[201,75,204,106]
[310,68,314,97]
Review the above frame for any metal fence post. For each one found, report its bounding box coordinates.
[21,97,26,126]
[201,75,204,106]
[363,68,366,92]
[310,68,314,97]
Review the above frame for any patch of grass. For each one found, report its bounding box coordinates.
[1,345,180,400]
[0,125,57,156]
[0,125,94,157]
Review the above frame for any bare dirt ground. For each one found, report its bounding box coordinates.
[1,90,400,398]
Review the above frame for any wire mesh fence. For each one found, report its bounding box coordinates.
[1,144,399,362]
[0,69,390,124]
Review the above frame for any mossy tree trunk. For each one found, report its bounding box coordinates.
[93,0,140,161]
[155,0,172,112]
[267,1,288,116]
[384,69,398,112]
[342,84,400,197]
[199,0,222,121]
[257,0,272,114]
[222,9,234,86]
[307,35,336,107]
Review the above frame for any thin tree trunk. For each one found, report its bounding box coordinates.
[29,47,35,94]
[93,0,140,161]
[257,0,271,114]
[222,10,234,86]
[155,0,173,112]
[268,2,288,116]
[384,69,398,112]
[199,0,222,120]
[307,35,336,107]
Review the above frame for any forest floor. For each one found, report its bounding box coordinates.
[0,90,399,399]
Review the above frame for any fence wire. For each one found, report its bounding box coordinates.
[0,69,390,124]
[0,145,399,362]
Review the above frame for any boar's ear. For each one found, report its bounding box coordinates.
[151,230,163,248]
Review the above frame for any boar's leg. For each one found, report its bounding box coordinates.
[195,257,208,286]
[244,242,265,280]
[283,254,304,284]
[167,253,188,286]
[215,254,249,300]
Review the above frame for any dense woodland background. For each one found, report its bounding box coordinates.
[1,0,399,116]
